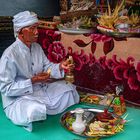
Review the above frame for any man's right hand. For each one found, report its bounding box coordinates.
[31,72,50,84]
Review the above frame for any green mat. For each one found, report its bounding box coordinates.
[0,102,140,140]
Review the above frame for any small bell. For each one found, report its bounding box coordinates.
[65,56,75,83]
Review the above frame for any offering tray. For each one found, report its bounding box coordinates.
[79,91,114,107]
[100,30,140,38]
[58,27,95,34]
[97,26,140,38]
[60,107,126,138]
[125,99,140,108]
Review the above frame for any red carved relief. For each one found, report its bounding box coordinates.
[38,29,140,105]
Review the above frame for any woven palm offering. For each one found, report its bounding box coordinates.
[97,0,140,37]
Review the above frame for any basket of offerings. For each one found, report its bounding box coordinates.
[58,16,97,34]
[97,0,140,37]
[59,0,98,34]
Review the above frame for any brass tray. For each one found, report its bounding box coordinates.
[125,99,140,108]
[60,108,125,138]
[58,27,95,34]
[98,29,140,38]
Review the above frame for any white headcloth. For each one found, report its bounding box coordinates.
[12,11,38,37]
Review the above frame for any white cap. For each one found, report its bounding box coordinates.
[13,11,38,37]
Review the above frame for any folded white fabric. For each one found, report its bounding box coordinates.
[12,11,38,37]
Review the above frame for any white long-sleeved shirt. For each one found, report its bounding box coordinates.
[0,38,64,108]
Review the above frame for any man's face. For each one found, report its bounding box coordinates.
[20,23,39,44]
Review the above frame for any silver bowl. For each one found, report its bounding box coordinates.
[115,23,131,32]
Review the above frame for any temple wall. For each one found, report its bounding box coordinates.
[0,0,59,17]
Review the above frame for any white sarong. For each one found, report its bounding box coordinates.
[4,81,79,126]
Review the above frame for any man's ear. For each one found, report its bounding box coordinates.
[18,29,24,39]
[18,29,23,36]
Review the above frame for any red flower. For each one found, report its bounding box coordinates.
[106,55,119,70]
[106,59,116,70]
[72,54,83,71]
[46,30,61,43]
[136,62,140,81]
[127,56,135,65]
[42,38,51,49]
[46,30,55,43]
[88,53,96,67]
[119,58,128,66]
[47,41,66,63]
[90,34,102,42]
[113,65,126,80]
[112,55,120,65]
[52,31,61,41]
[38,29,47,46]
[98,56,106,70]
[79,50,90,64]
[67,47,73,55]
[90,34,112,42]
[90,34,114,55]
[123,66,135,79]
[128,75,139,90]
[101,35,112,42]
[42,30,62,57]
[136,62,140,73]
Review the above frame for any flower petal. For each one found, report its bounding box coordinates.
[73,39,89,47]
[101,35,112,42]
[128,76,139,90]
[113,65,126,80]
[103,39,114,55]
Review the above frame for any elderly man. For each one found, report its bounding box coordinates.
[0,11,79,132]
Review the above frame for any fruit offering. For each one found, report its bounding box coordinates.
[58,16,95,29]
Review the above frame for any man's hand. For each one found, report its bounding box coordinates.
[31,72,50,84]
[60,60,74,71]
